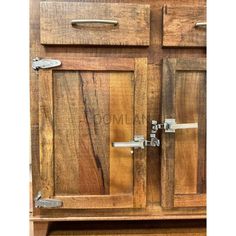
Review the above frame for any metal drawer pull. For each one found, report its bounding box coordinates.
[195,22,207,27]
[71,19,118,26]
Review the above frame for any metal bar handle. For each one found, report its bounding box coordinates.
[164,119,198,133]
[170,123,198,130]
[112,141,143,149]
[195,22,207,27]
[112,135,145,149]
[71,19,118,26]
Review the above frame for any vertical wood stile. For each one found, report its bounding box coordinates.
[39,70,54,198]
[161,59,176,209]
[133,58,147,208]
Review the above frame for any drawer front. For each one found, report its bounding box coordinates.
[40,2,150,46]
[162,5,206,47]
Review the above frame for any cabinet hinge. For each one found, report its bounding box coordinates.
[32,57,61,70]
[34,192,63,208]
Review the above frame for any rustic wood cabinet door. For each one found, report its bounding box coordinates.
[38,57,147,209]
[161,58,206,209]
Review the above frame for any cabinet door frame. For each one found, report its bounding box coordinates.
[39,57,147,209]
[161,58,206,209]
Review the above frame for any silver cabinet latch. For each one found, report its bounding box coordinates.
[152,119,198,133]
[34,192,63,208]
[112,122,160,149]
[112,135,159,150]
[112,119,198,149]
[32,57,61,70]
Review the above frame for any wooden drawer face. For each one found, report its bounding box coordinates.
[162,5,206,47]
[40,2,150,46]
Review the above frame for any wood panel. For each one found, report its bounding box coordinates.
[110,73,134,194]
[163,5,206,47]
[54,72,80,195]
[175,72,200,194]
[133,58,147,208]
[56,195,133,209]
[39,70,54,198]
[78,72,110,195]
[40,2,150,46]
[161,58,206,209]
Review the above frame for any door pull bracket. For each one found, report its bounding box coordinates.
[34,192,63,208]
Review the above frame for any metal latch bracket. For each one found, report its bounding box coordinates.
[32,57,61,70]
[34,192,63,208]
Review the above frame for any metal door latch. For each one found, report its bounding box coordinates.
[112,119,198,149]
[112,121,160,149]
[32,57,61,70]
[152,119,198,133]
[112,134,160,149]
[34,192,63,208]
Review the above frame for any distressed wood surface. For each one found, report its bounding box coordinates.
[174,194,206,208]
[110,73,134,194]
[78,72,110,195]
[161,58,206,209]
[40,2,150,46]
[39,70,54,198]
[133,58,147,208]
[56,195,133,209]
[163,5,206,47]
[161,59,176,209]
[37,57,147,210]
[31,0,206,219]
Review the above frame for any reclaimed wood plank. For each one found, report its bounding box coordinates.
[39,70,54,198]
[40,2,150,46]
[163,5,206,47]
[133,58,147,208]
[110,72,134,195]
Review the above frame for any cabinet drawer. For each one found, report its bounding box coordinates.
[162,5,206,47]
[40,2,150,46]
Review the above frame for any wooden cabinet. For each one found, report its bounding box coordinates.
[162,5,206,47]
[38,57,147,209]
[30,0,206,235]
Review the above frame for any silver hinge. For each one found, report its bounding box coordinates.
[32,57,61,70]
[152,119,198,133]
[34,192,63,208]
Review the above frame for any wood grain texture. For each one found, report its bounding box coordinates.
[58,57,135,71]
[163,5,206,47]
[39,70,54,198]
[197,74,206,193]
[78,72,110,195]
[174,194,206,208]
[161,59,206,209]
[54,72,80,195]
[161,59,176,209]
[110,73,134,194]
[33,222,50,236]
[40,2,150,46]
[175,72,200,194]
[147,65,161,205]
[56,195,133,209]
[133,58,147,208]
